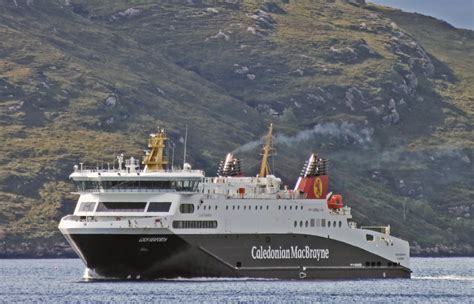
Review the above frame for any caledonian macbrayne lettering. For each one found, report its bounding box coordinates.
[251,246,330,260]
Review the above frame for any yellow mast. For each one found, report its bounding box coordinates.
[259,123,275,177]
[142,127,169,171]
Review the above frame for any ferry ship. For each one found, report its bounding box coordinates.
[58,125,411,280]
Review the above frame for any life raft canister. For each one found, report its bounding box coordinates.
[327,194,343,209]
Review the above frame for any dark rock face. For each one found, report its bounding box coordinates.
[346,0,366,5]
[326,39,380,63]
[260,2,286,14]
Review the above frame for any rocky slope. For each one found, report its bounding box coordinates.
[0,0,472,257]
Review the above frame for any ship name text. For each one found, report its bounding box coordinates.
[251,246,329,260]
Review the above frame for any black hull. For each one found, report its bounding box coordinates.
[63,233,411,280]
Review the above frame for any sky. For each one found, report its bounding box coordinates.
[369,0,474,30]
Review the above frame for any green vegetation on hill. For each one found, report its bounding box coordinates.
[0,0,472,256]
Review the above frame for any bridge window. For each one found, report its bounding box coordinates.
[178,203,194,214]
[78,201,96,212]
[149,202,172,212]
[96,202,146,212]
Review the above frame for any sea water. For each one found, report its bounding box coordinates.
[0,257,472,303]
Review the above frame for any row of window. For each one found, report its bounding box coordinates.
[365,261,399,267]
[74,180,200,192]
[278,205,304,211]
[78,201,172,213]
[190,204,305,213]
[172,220,218,229]
[294,219,343,228]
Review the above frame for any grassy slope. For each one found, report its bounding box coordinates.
[0,0,472,254]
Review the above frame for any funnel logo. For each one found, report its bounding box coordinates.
[313,177,323,198]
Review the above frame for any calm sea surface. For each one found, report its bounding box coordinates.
[0,257,472,303]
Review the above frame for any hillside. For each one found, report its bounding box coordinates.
[0,0,472,257]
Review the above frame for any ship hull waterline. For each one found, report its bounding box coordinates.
[62,232,411,280]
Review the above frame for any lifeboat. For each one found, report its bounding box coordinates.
[327,194,343,209]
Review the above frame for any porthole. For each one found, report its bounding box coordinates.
[238,206,240,210]
[226,206,229,210]
[233,206,235,210]
[255,206,258,210]
[333,221,336,227]
[339,221,342,228]
[328,221,331,227]
[300,221,303,227]
[305,221,308,227]
[266,206,269,210]
[284,206,287,210]
[290,206,292,210]
[278,206,281,210]
[260,206,263,210]
[215,206,218,210]
[244,206,246,210]
[294,221,297,227]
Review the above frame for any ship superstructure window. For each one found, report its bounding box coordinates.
[74,181,100,192]
[76,179,201,192]
[96,202,146,212]
[321,219,326,227]
[172,220,218,229]
[178,203,194,214]
[148,202,172,212]
[78,201,96,212]
[366,234,374,241]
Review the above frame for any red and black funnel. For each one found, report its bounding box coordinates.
[294,153,328,199]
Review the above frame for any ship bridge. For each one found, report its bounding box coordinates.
[70,128,204,193]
